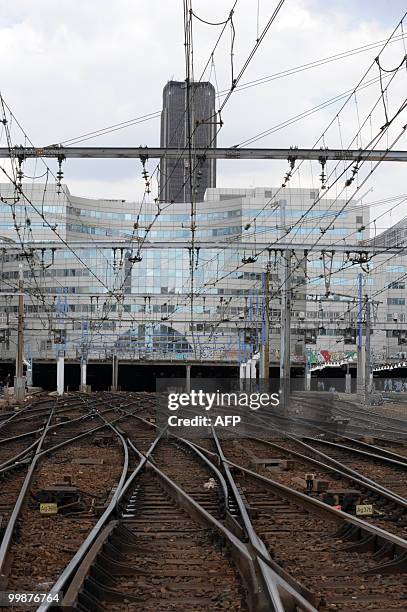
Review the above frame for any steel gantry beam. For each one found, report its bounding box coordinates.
[1,146,407,162]
[0,240,405,254]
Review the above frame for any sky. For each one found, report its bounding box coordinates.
[0,0,406,234]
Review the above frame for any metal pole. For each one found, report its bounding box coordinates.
[14,262,25,401]
[80,357,88,392]
[357,273,364,397]
[6,304,10,350]
[365,297,371,404]
[186,364,191,392]
[305,350,311,391]
[57,354,64,395]
[280,251,291,408]
[260,267,270,382]
[16,263,24,378]
[249,358,257,379]
[345,362,351,394]
[25,343,33,387]
[111,353,118,392]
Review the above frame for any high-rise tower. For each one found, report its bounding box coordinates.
[159,81,216,203]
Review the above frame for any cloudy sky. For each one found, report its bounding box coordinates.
[0,0,406,233]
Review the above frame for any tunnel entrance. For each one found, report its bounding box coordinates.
[11,361,239,392]
[118,363,239,391]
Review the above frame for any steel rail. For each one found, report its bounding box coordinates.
[247,434,407,511]
[0,408,141,481]
[226,458,407,554]
[39,394,275,610]
[0,437,43,473]
[334,405,407,436]
[0,399,48,432]
[270,399,407,455]
[75,393,231,517]
[83,396,407,604]
[126,394,320,610]
[284,411,407,441]
[0,397,93,429]
[34,392,405,611]
[132,440,281,612]
[282,414,407,442]
[294,395,407,437]
[0,402,56,582]
[303,436,407,469]
[0,399,112,444]
[0,401,133,471]
[337,437,407,462]
[145,430,231,516]
[0,392,148,588]
[208,399,407,506]
[210,426,319,611]
[84,394,231,513]
[178,436,230,514]
[37,427,162,611]
[245,409,407,504]
[60,435,275,612]
[0,427,48,445]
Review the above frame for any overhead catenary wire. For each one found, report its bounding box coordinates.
[167,27,406,309]
[1,9,406,358]
[0,95,117,279]
[47,32,407,147]
[195,24,407,296]
[172,82,405,328]
[235,28,407,243]
[84,0,241,349]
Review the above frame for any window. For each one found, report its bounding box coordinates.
[219,194,242,201]
[388,281,405,289]
[387,313,406,322]
[356,215,363,224]
[386,265,405,273]
[387,298,405,305]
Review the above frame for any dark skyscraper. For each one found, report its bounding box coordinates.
[159,81,216,203]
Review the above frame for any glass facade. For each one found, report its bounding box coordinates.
[8,183,406,364]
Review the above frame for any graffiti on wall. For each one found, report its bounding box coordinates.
[306,349,357,365]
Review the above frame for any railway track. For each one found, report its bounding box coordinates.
[288,393,407,440]
[1,391,406,610]
[151,438,226,520]
[237,394,407,503]
[62,468,250,611]
[226,461,407,610]
[330,436,407,461]
[43,430,275,611]
[33,395,316,611]
[300,437,407,498]
[0,394,135,595]
[215,435,407,538]
[369,437,407,457]
[207,429,407,611]
[335,399,407,434]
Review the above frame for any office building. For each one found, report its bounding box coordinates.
[1,182,407,370]
[159,81,216,203]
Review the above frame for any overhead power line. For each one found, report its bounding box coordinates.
[42,25,405,148]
